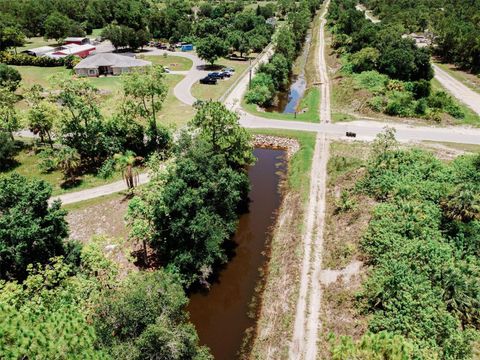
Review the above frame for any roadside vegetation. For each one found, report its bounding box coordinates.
[327,0,480,126]
[324,129,480,358]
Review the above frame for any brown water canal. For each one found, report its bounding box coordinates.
[188,148,287,360]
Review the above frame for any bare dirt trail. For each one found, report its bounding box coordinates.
[289,1,331,359]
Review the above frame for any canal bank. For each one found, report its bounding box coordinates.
[188,147,288,360]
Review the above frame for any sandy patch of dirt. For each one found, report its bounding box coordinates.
[67,197,130,243]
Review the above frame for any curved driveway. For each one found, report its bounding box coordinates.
[147,48,209,105]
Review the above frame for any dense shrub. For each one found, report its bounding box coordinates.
[354,70,388,93]
[428,91,464,119]
[355,141,480,357]
[0,52,65,67]
[0,131,15,167]
[0,63,21,90]
[245,72,275,106]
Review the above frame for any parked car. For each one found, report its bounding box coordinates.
[164,67,171,73]
[156,43,168,50]
[200,76,217,85]
[208,72,226,79]
[220,70,232,78]
[223,67,235,72]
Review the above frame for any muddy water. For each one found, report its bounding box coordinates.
[188,148,287,360]
[265,33,311,114]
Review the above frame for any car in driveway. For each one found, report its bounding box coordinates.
[223,67,235,73]
[200,76,218,85]
[208,72,227,79]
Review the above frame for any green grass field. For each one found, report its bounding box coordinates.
[191,58,250,101]
[243,87,320,123]
[139,55,193,71]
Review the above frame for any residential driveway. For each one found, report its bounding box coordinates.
[146,48,208,105]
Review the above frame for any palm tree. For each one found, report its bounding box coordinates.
[114,151,139,190]
[57,147,80,184]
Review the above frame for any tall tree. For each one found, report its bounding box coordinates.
[0,174,69,281]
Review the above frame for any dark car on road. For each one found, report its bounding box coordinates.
[200,76,218,85]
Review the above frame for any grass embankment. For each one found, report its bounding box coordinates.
[13,66,194,126]
[138,54,193,71]
[247,129,316,359]
[191,58,250,101]
[434,62,480,94]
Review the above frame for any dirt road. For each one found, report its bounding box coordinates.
[433,64,480,115]
[290,2,330,359]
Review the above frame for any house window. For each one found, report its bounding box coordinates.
[89,69,96,75]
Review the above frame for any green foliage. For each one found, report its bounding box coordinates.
[0,51,65,67]
[0,131,15,167]
[329,331,415,359]
[350,47,380,72]
[0,259,108,359]
[122,65,169,152]
[190,101,255,169]
[427,91,464,119]
[245,72,276,106]
[354,130,480,357]
[354,70,388,93]
[44,11,85,42]
[38,148,58,173]
[0,64,21,91]
[0,174,70,281]
[94,270,212,359]
[127,103,252,286]
[196,34,229,65]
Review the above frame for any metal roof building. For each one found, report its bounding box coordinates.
[74,53,152,77]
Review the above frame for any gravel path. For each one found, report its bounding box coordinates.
[290,3,330,358]
[49,173,150,205]
[433,64,480,115]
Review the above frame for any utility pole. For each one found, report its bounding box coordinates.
[249,58,252,89]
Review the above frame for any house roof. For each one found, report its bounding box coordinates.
[22,46,56,55]
[65,37,89,43]
[53,44,96,55]
[74,53,152,69]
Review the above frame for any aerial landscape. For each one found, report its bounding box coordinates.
[0,0,479,359]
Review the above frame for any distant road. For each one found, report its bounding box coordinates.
[433,64,480,116]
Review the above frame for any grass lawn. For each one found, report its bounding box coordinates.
[63,191,128,211]
[431,78,480,127]
[243,87,320,123]
[2,144,123,197]
[12,65,70,89]
[191,58,250,101]
[138,55,193,71]
[13,65,194,127]
[434,62,480,94]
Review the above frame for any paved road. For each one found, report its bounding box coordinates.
[433,64,480,116]
[49,173,150,205]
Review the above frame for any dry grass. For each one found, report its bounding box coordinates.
[318,141,373,358]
